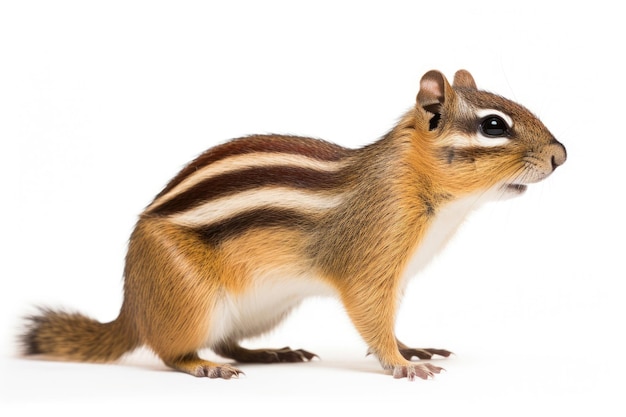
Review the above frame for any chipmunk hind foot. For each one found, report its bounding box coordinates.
[164,352,244,379]
[214,342,318,363]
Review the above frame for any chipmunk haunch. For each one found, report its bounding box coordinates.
[21,70,565,380]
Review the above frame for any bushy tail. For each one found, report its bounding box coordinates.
[21,307,140,363]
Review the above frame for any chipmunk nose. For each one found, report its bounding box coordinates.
[549,139,567,171]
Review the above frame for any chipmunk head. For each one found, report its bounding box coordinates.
[415,69,566,197]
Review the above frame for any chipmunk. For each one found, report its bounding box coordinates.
[21,69,566,380]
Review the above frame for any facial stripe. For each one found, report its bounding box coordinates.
[170,187,345,228]
[444,133,511,149]
[445,109,514,149]
[149,165,346,216]
[473,135,511,147]
[191,207,318,245]
[439,145,509,164]
[475,108,514,128]
[155,135,351,200]
[149,152,349,211]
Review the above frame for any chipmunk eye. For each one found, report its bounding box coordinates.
[480,115,509,137]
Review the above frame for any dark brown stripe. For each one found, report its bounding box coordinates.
[149,165,346,216]
[192,208,317,245]
[154,135,351,201]
[438,145,508,164]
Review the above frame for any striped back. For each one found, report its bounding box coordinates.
[145,135,354,244]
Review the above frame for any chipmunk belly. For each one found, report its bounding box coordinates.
[203,228,336,347]
[205,272,335,347]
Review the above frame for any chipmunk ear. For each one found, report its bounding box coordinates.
[417,70,452,130]
[453,69,477,89]
[417,70,446,109]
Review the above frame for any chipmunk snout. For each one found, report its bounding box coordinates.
[548,139,567,171]
[520,139,567,185]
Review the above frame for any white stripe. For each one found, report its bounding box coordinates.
[474,135,512,147]
[475,108,514,128]
[149,152,348,211]
[170,187,345,227]
[447,133,512,148]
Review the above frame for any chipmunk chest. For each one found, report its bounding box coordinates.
[401,193,485,286]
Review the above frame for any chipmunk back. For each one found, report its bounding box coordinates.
[21,70,566,380]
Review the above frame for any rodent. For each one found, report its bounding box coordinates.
[20,69,566,380]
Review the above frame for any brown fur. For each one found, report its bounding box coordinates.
[20,70,566,380]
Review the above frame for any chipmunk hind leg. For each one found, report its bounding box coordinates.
[124,219,243,379]
[145,290,246,379]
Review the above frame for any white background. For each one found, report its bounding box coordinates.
[1,0,624,415]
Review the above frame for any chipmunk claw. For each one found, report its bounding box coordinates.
[273,346,318,362]
[204,364,245,379]
[399,347,453,360]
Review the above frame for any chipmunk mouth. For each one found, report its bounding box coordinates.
[504,183,528,194]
